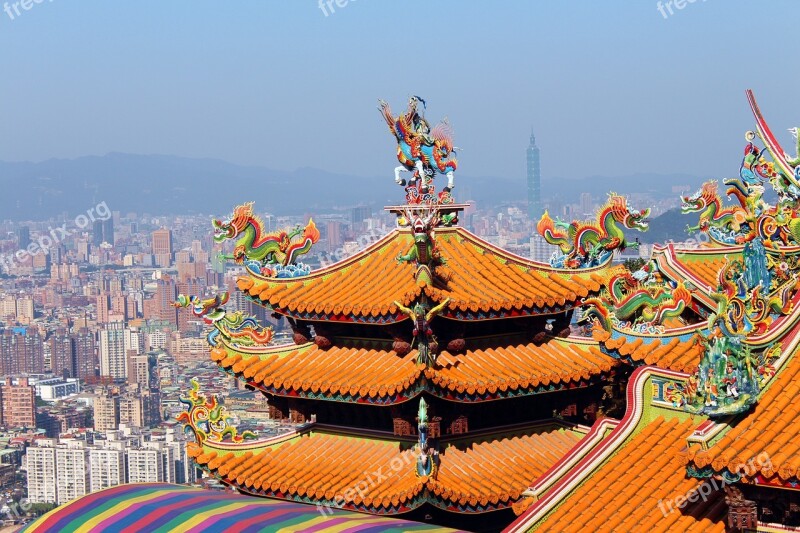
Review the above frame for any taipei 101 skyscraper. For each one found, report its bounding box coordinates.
[527,130,542,221]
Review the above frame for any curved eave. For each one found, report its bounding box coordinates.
[237,226,608,324]
[188,422,585,516]
[209,335,617,404]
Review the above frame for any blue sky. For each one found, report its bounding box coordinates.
[1,0,798,183]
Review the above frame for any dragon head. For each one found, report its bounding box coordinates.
[608,194,651,232]
[213,202,256,243]
[680,181,717,214]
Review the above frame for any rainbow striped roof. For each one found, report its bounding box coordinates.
[23,483,462,533]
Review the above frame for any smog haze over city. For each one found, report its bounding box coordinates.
[2,2,800,532]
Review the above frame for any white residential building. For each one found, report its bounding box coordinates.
[127,441,174,483]
[55,443,90,504]
[89,447,125,492]
[99,321,126,379]
[25,443,58,504]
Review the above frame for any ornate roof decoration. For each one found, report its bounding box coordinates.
[536,192,651,269]
[177,378,257,444]
[172,291,229,323]
[379,96,457,206]
[213,202,319,278]
[208,333,615,404]
[680,90,800,247]
[583,262,695,336]
[187,423,583,515]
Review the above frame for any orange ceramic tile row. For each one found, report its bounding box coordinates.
[537,416,726,533]
[429,428,581,507]
[190,427,582,511]
[212,338,615,400]
[592,329,703,373]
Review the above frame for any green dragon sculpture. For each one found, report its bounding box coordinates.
[213,202,320,271]
[582,266,693,333]
[536,193,650,268]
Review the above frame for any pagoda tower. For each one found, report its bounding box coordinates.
[177,98,635,531]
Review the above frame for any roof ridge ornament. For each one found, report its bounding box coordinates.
[379,96,458,207]
[213,202,320,277]
[536,193,651,269]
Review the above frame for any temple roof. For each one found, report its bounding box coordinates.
[237,226,606,323]
[525,416,726,533]
[22,483,461,532]
[592,327,704,373]
[188,422,584,515]
[210,335,617,403]
[684,352,800,484]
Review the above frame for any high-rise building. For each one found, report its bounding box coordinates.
[25,444,57,504]
[99,322,126,379]
[16,226,30,250]
[527,130,542,222]
[55,444,89,504]
[103,218,114,246]
[72,328,96,379]
[127,442,174,483]
[127,354,150,390]
[580,192,593,218]
[92,220,104,247]
[151,229,173,267]
[350,206,371,226]
[93,394,119,431]
[89,448,125,492]
[0,377,36,428]
[15,297,35,323]
[326,221,344,253]
[0,329,44,375]
[143,277,178,327]
[48,329,74,378]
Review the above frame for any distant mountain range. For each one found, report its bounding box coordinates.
[0,153,712,220]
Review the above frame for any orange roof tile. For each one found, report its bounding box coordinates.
[684,355,800,483]
[211,336,617,403]
[238,227,606,323]
[536,416,726,533]
[429,428,582,509]
[189,425,582,514]
[592,328,703,373]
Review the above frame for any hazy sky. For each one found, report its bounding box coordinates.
[1,1,798,183]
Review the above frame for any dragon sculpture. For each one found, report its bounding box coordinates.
[397,206,447,286]
[415,397,438,478]
[707,243,793,338]
[379,96,457,204]
[173,292,275,347]
[177,378,257,444]
[582,266,693,334]
[209,311,275,348]
[683,92,800,246]
[536,193,651,269]
[173,292,229,324]
[213,202,320,277]
[681,180,749,235]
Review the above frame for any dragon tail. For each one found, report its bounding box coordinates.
[536,211,571,254]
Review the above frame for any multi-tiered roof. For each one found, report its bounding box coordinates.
[27,90,798,532]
